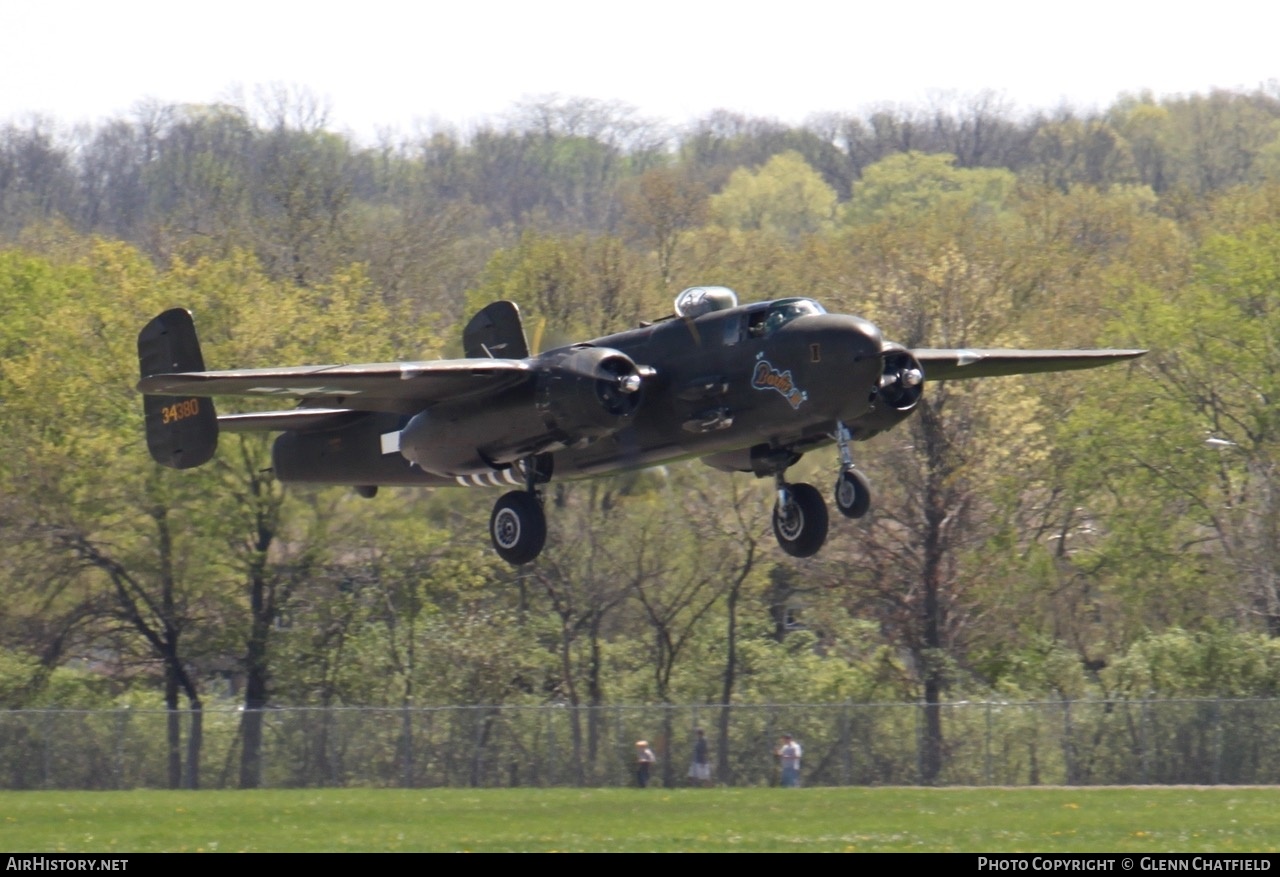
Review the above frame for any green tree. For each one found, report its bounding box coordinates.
[620,167,708,288]
[465,230,659,343]
[847,151,1014,225]
[1060,219,1280,639]
[0,241,234,786]
[709,151,838,237]
[1023,115,1137,191]
[0,239,416,788]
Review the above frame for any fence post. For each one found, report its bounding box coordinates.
[547,706,557,787]
[841,701,852,786]
[41,710,52,789]
[401,706,413,788]
[615,705,624,788]
[1212,697,1223,785]
[1061,696,1075,785]
[914,700,923,785]
[115,708,129,790]
[984,701,992,786]
[1140,698,1151,784]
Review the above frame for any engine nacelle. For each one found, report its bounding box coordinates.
[400,346,644,476]
[849,344,925,440]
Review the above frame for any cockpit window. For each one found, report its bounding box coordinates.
[748,298,825,338]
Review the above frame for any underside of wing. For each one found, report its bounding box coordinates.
[912,348,1147,381]
[137,359,534,414]
[217,408,368,433]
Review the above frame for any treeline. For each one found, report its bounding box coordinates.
[1,88,1280,788]
[5,88,1280,284]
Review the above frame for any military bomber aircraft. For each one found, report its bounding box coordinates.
[137,287,1144,565]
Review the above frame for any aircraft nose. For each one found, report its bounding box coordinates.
[811,313,883,359]
[797,314,887,415]
[847,315,883,352]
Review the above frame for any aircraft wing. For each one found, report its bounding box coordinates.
[912,348,1146,381]
[216,408,368,433]
[137,359,534,415]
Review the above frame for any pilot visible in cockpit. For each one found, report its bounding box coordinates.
[748,305,800,338]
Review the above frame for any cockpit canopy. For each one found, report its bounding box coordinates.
[748,297,827,337]
[766,297,826,324]
[671,288,827,338]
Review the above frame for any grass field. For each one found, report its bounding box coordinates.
[3,786,1280,852]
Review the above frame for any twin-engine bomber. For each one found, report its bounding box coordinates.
[137,287,1145,565]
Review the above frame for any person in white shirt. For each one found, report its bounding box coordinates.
[776,734,802,787]
[635,740,656,787]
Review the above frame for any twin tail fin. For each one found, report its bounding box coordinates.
[137,308,218,469]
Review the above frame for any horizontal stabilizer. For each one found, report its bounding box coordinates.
[137,309,218,469]
[912,348,1147,381]
[218,408,367,433]
[137,359,533,411]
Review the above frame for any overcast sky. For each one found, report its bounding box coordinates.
[4,1,1277,141]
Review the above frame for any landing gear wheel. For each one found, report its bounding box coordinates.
[772,482,829,557]
[834,468,871,519]
[490,491,547,565]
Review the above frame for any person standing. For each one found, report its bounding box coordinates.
[776,734,802,788]
[687,728,711,787]
[635,740,656,788]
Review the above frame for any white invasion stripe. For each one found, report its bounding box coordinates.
[380,431,402,455]
[450,468,525,487]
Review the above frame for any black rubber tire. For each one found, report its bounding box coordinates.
[490,491,547,565]
[834,468,871,519]
[772,482,829,557]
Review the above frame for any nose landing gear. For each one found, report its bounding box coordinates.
[768,421,874,557]
[834,467,871,519]
[832,420,871,518]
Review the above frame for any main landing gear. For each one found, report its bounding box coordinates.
[769,421,873,557]
[489,456,551,565]
[490,491,546,565]
[772,479,828,557]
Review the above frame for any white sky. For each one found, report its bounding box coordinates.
[3,1,1277,142]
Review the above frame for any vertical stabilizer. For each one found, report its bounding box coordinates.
[137,308,218,469]
[463,300,531,359]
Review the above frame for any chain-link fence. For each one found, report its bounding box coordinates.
[5,699,1280,790]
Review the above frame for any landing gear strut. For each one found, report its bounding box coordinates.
[832,421,871,519]
[489,455,551,565]
[769,422,874,558]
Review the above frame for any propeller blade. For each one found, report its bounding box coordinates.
[530,317,547,356]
